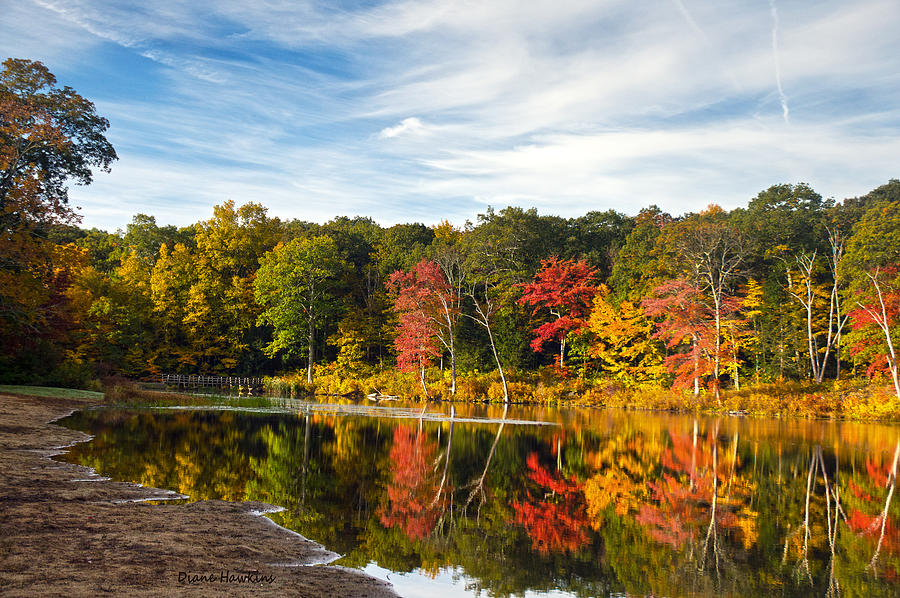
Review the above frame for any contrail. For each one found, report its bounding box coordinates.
[672,0,708,42]
[671,0,742,91]
[769,0,790,123]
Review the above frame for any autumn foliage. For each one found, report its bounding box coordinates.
[511,452,589,554]
[378,425,444,541]
[518,257,598,368]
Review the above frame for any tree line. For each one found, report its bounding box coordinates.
[2,58,899,400]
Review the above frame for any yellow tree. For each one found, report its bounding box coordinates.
[184,201,281,373]
[580,284,665,387]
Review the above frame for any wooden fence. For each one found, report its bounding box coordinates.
[160,374,263,390]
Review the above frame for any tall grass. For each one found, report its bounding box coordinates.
[261,366,900,421]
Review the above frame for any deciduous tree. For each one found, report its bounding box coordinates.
[578,284,665,387]
[0,58,115,377]
[255,235,345,383]
[518,257,598,369]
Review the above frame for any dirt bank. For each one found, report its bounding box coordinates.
[0,392,398,597]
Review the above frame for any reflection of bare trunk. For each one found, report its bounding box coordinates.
[466,403,509,509]
[869,440,900,571]
[301,414,310,506]
[725,430,738,503]
[432,406,454,507]
[798,449,816,581]
[690,419,698,491]
[819,448,841,598]
[701,422,721,577]
[557,437,563,471]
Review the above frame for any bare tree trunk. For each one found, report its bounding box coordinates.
[731,332,740,390]
[786,252,829,383]
[468,290,509,403]
[449,332,456,395]
[419,363,429,398]
[827,227,849,381]
[485,319,509,403]
[713,295,722,402]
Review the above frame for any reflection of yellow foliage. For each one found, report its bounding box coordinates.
[585,472,636,526]
[737,506,759,549]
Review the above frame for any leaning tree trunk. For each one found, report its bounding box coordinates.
[449,331,457,395]
[419,363,429,398]
[485,320,509,403]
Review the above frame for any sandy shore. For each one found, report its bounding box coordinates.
[0,392,398,597]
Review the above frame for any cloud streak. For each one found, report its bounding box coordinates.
[769,0,790,123]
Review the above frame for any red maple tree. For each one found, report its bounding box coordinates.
[518,257,598,369]
[387,260,458,396]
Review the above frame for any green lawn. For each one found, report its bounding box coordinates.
[0,385,104,399]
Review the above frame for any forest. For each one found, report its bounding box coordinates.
[3,58,900,414]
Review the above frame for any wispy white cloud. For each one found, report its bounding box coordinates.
[4,0,900,231]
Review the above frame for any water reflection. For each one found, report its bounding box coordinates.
[57,402,900,597]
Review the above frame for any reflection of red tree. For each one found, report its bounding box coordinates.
[635,427,740,549]
[378,426,444,540]
[512,453,589,554]
[867,455,892,488]
[845,448,900,557]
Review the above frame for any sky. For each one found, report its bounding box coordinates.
[2,0,899,232]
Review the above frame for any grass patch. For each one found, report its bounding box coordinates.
[0,385,104,400]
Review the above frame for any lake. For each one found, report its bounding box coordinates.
[56,398,900,597]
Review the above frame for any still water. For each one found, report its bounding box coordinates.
[57,399,900,597]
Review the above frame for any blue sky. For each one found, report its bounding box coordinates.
[3,0,899,231]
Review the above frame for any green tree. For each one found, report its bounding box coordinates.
[255,235,346,383]
[122,213,191,267]
[566,210,634,279]
[607,206,676,304]
[150,241,195,371]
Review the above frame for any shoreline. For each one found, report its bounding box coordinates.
[0,391,398,597]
